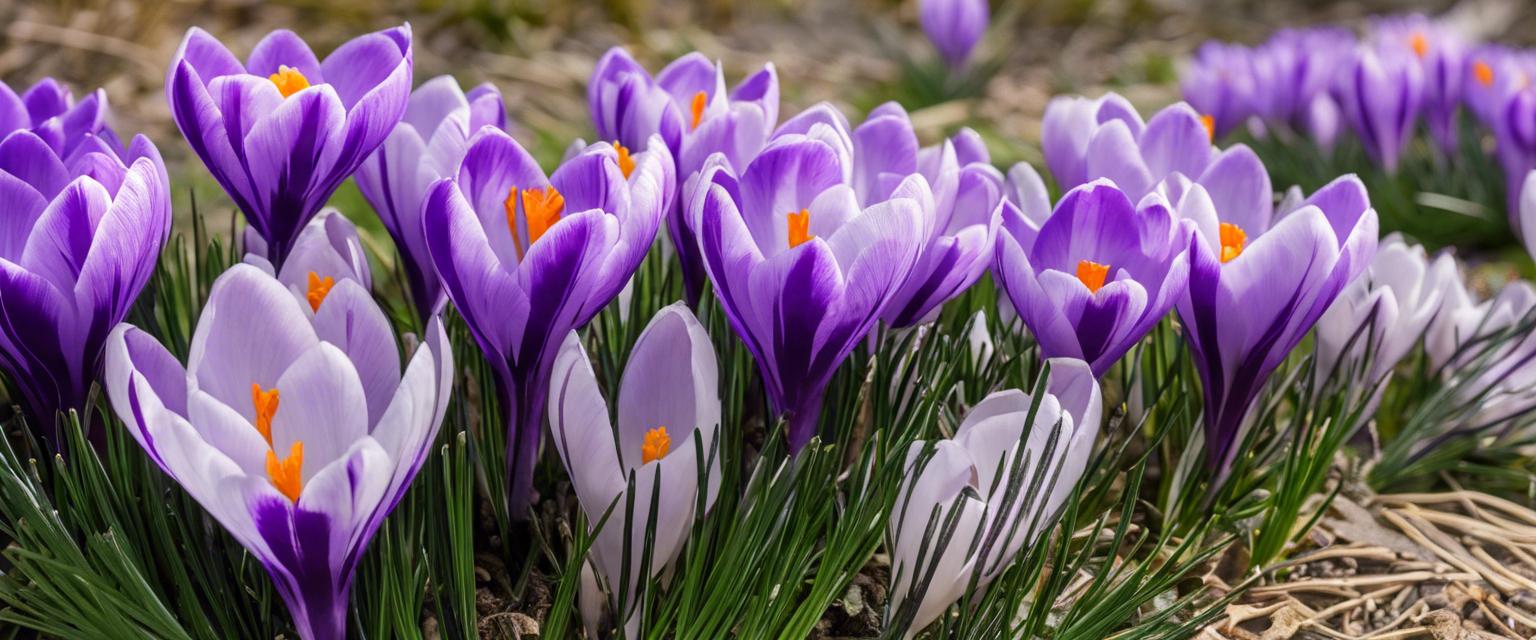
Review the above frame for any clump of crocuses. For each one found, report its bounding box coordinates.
[166,26,413,268]
[886,358,1101,638]
[423,128,671,514]
[589,47,779,305]
[105,258,453,639]
[549,303,720,636]
[0,83,171,443]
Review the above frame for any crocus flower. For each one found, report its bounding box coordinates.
[423,128,671,514]
[995,180,1191,377]
[886,358,1101,638]
[548,303,720,635]
[919,0,988,71]
[356,76,507,320]
[1181,41,1259,139]
[0,127,170,441]
[166,26,413,268]
[1040,92,1143,192]
[246,208,374,306]
[1043,98,1273,224]
[0,78,117,157]
[689,132,926,451]
[1369,14,1467,158]
[1426,276,1536,432]
[589,48,779,305]
[1177,175,1378,473]
[849,104,1003,327]
[103,263,453,640]
[1315,234,1455,388]
[1333,47,1424,174]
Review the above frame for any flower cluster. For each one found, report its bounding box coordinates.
[17,8,1536,637]
[1180,14,1536,223]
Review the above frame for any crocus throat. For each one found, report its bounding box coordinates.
[1076,260,1110,293]
[306,272,334,312]
[690,91,707,130]
[268,65,311,98]
[252,383,279,446]
[1200,114,1216,141]
[614,142,636,178]
[504,186,566,260]
[266,441,304,503]
[1410,32,1429,59]
[641,426,671,464]
[1219,222,1246,263]
[787,209,813,248]
[1474,60,1495,87]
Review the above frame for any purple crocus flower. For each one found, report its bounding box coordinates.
[549,303,720,635]
[589,48,779,305]
[245,208,374,305]
[1040,92,1143,192]
[1333,47,1423,174]
[1181,41,1258,139]
[887,358,1101,638]
[356,76,507,321]
[919,0,988,71]
[1,78,117,158]
[688,132,926,451]
[103,263,453,640]
[1177,175,1378,473]
[422,129,671,514]
[0,124,170,441]
[849,104,1003,327]
[994,180,1191,377]
[166,25,413,268]
[1369,14,1467,158]
[1316,233,1454,388]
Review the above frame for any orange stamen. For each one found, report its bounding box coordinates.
[614,142,636,179]
[265,441,304,503]
[690,91,707,130]
[1410,32,1429,59]
[1219,222,1247,263]
[305,272,334,312]
[1200,114,1216,141]
[522,187,565,247]
[787,209,813,248]
[504,186,566,260]
[251,383,279,446]
[641,426,671,464]
[268,65,311,98]
[1474,60,1495,87]
[1076,260,1110,293]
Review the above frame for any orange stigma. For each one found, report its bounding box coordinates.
[787,209,813,248]
[641,426,671,464]
[505,186,566,260]
[614,142,635,178]
[1076,260,1110,293]
[690,91,707,130]
[1219,222,1247,263]
[1410,32,1429,59]
[268,65,311,98]
[265,441,304,503]
[251,383,280,446]
[1474,60,1495,87]
[1200,114,1216,141]
[305,272,334,312]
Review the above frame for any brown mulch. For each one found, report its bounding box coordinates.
[1205,489,1536,640]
